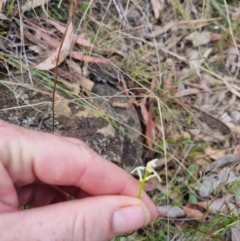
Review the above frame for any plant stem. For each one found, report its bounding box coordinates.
[137,170,149,198]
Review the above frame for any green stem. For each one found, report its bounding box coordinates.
[137,170,149,198]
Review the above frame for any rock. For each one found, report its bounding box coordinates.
[0,75,143,171]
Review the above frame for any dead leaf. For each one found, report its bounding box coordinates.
[23,16,55,35]
[201,153,240,173]
[24,19,106,64]
[232,7,240,20]
[157,206,185,218]
[221,76,240,99]
[187,49,201,75]
[148,21,176,37]
[196,195,232,214]
[150,75,157,91]
[146,102,156,148]
[24,29,51,50]
[65,59,94,91]
[225,46,238,72]
[147,18,221,38]
[151,0,164,19]
[0,12,7,20]
[57,78,80,96]
[138,98,148,124]
[0,0,7,12]
[185,31,212,46]
[205,146,226,160]
[186,48,213,76]
[43,18,94,48]
[22,0,50,12]
[29,45,44,54]
[174,88,201,98]
[35,30,60,48]
[110,97,135,109]
[189,129,226,143]
[70,52,107,63]
[182,206,205,221]
[194,107,230,134]
[199,167,238,197]
[225,122,240,135]
[138,99,156,148]
[35,21,74,70]
[211,33,222,41]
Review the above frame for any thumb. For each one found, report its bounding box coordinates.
[1,196,156,241]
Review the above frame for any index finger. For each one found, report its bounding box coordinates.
[0,120,157,219]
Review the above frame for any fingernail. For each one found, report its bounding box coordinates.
[112,205,151,234]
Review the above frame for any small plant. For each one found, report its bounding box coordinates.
[131,159,162,198]
[112,159,162,240]
[6,0,15,16]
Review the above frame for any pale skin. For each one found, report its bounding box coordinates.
[0,120,158,241]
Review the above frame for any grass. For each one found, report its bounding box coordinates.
[1,0,240,240]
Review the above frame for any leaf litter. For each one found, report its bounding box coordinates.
[1,0,240,239]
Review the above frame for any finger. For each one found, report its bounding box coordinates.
[17,184,69,207]
[0,161,18,211]
[0,196,152,241]
[0,120,157,220]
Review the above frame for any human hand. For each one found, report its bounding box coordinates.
[0,120,158,241]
